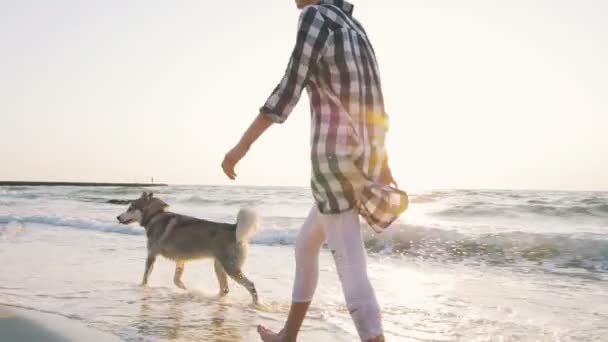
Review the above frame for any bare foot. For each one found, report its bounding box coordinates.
[174,281,186,290]
[257,325,290,342]
[367,336,385,342]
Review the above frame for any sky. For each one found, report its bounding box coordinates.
[1,0,607,191]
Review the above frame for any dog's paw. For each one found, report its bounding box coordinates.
[249,297,262,309]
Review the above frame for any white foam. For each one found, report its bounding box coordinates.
[0,215,144,236]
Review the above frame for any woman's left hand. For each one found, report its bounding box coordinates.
[222,143,249,180]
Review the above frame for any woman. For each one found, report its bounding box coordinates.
[222,1,408,341]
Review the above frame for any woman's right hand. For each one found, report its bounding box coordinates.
[222,143,249,180]
[221,113,274,180]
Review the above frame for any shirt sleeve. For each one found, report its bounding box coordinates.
[260,6,329,123]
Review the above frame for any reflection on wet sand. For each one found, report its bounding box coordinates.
[134,288,251,341]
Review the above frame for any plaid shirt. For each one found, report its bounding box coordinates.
[261,0,408,232]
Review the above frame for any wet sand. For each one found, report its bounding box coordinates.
[0,305,123,342]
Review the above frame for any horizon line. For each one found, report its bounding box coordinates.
[1,180,606,193]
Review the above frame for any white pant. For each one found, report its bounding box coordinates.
[292,206,383,341]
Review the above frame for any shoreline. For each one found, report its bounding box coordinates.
[0,181,166,187]
[0,304,123,342]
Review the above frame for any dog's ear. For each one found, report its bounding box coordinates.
[140,192,154,201]
[146,198,169,213]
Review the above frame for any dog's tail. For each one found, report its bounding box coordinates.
[236,208,259,243]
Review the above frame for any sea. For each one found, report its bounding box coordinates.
[1,185,607,341]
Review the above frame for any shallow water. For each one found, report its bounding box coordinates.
[1,185,607,341]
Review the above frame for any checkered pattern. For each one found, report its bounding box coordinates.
[261,0,408,232]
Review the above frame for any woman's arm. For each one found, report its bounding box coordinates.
[221,7,328,180]
[259,7,329,124]
[221,113,274,180]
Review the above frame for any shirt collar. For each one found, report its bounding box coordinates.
[319,0,354,15]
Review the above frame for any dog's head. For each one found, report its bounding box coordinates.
[116,192,168,226]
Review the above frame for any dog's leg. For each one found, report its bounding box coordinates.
[142,254,157,286]
[174,260,186,290]
[214,259,229,297]
[223,264,258,304]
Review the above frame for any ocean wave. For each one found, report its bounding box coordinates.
[81,195,299,207]
[252,224,608,273]
[582,196,607,205]
[0,199,17,206]
[0,192,40,200]
[433,202,608,219]
[3,213,607,273]
[251,229,298,246]
[410,191,447,204]
[365,224,608,272]
[0,215,144,236]
[174,196,268,207]
[106,199,132,205]
[1,186,29,190]
[178,195,219,205]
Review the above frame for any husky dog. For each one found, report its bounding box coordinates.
[117,192,259,303]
